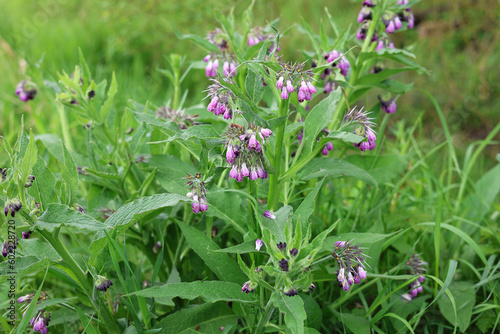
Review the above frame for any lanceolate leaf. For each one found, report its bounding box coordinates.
[271,292,306,334]
[153,302,238,333]
[293,178,325,236]
[178,223,247,284]
[89,194,187,266]
[303,88,342,155]
[299,158,377,187]
[36,204,109,232]
[129,281,257,303]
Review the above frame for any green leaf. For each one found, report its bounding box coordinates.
[0,256,52,285]
[153,302,238,333]
[245,70,264,104]
[293,178,325,236]
[335,312,370,334]
[20,130,38,189]
[35,204,110,232]
[344,154,408,184]
[130,109,180,135]
[149,155,197,195]
[303,88,342,155]
[437,282,476,333]
[21,239,61,262]
[271,292,306,334]
[101,71,118,120]
[89,193,187,266]
[206,189,247,235]
[159,124,224,147]
[215,241,265,254]
[323,231,399,250]
[60,140,78,205]
[27,155,58,209]
[299,158,377,187]
[356,68,419,86]
[175,28,221,54]
[15,268,48,334]
[178,223,247,284]
[129,281,257,303]
[325,131,364,144]
[261,205,293,244]
[358,49,429,75]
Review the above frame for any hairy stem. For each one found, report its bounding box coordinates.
[267,99,289,210]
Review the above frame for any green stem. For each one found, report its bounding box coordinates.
[39,230,119,332]
[256,297,276,334]
[267,99,289,210]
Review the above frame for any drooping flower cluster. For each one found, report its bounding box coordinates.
[325,50,351,77]
[22,231,32,239]
[206,78,237,120]
[378,94,397,114]
[224,123,272,182]
[25,175,35,188]
[396,0,415,29]
[203,28,238,78]
[4,198,22,217]
[402,253,427,301]
[331,240,369,291]
[275,62,317,102]
[15,81,37,102]
[375,35,395,51]
[95,275,113,292]
[184,173,208,214]
[247,26,280,52]
[342,107,377,152]
[156,105,199,129]
[18,291,50,334]
[0,167,7,181]
[2,235,18,257]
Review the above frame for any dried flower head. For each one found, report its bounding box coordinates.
[156,105,199,129]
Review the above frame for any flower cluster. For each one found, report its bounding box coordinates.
[325,50,351,77]
[185,173,208,214]
[4,198,22,217]
[203,28,238,78]
[95,275,113,292]
[0,167,7,181]
[25,175,35,188]
[15,81,37,102]
[247,26,279,52]
[242,281,258,294]
[153,241,162,254]
[375,35,395,51]
[396,0,415,29]
[156,105,199,129]
[206,78,237,120]
[378,94,397,114]
[18,291,50,334]
[2,235,18,257]
[276,62,316,102]
[402,253,427,301]
[22,231,32,239]
[224,123,272,182]
[332,240,369,291]
[343,107,377,151]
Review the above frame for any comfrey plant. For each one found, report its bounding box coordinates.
[0,1,430,333]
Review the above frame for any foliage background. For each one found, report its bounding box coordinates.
[0,0,499,333]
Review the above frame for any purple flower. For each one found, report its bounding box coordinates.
[95,275,113,292]
[241,163,249,177]
[15,81,37,102]
[281,87,289,100]
[242,281,256,293]
[378,95,397,114]
[289,248,298,257]
[249,168,258,180]
[357,6,372,23]
[203,55,211,62]
[248,135,258,149]
[276,76,284,90]
[260,128,272,138]
[264,211,276,219]
[284,287,298,296]
[255,239,263,251]
[286,80,294,93]
[363,0,376,7]
[229,165,238,179]
[307,81,316,94]
[22,231,32,239]
[321,146,329,156]
[277,242,287,250]
[335,241,346,248]
[278,258,289,271]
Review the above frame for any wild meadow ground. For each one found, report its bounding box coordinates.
[0,1,499,333]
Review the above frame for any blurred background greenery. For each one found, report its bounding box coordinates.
[1,0,499,166]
